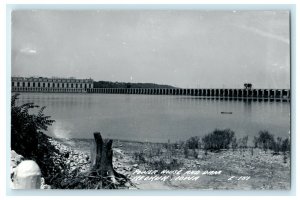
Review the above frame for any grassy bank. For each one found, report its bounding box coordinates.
[57,135,290,190]
[124,142,290,190]
[11,132,291,190]
[122,129,290,190]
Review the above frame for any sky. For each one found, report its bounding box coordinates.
[11,10,290,89]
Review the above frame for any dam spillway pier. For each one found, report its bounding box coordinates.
[11,77,290,102]
[12,86,290,102]
[85,88,290,102]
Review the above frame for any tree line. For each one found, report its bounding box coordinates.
[93,81,176,89]
[184,129,290,154]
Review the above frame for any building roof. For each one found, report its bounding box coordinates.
[11,76,94,83]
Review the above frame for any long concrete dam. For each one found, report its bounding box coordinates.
[12,87,290,102]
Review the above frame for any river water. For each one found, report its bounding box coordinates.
[16,93,290,143]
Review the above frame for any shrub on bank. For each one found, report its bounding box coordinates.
[281,138,290,153]
[186,136,201,149]
[231,137,238,151]
[148,158,183,171]
[11,94,55,158]
[133,151,146,163]
[238,135,248,149]
[273,137,290,154]
[253,131,290,154]
[202,129,236,151]
[11,94,65,185]
[253,130,274,152]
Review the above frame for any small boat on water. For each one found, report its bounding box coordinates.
[221,112,233,114]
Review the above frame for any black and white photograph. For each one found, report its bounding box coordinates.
[10,9,291,190]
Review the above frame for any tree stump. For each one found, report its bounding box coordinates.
[91,132,128,188]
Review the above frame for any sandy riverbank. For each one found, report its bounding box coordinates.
[11,136,291,190]
[56,138,291,190]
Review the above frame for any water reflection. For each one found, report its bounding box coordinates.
[16,93,290,143]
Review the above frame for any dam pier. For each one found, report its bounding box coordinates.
[84,88,290,102]
[11,77,290,102]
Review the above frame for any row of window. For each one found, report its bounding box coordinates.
[12,78,93,83]
[12,82,92,88]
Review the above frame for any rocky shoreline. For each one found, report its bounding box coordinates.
[47,137,90,174]
[11,134,291,190]
[10,137,90,189]
[11,134,136,189]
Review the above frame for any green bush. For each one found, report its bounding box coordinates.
[273,137,282,154]
[184,145,189,158]
[202,129,236,151]
[149,159,182,171]
[186,136,200,149]
[231,137,238,151]
[254,131,275,152]
[11,94,54,158]
[272,137,290,154]
[133,151,146,163]
[253,131,290,154]
[281,138,290,153]
[239,135,248,149]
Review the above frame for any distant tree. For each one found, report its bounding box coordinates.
[93,80,176,89]
[126,83,131,88]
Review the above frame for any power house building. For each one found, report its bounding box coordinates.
[11,76,94,93]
